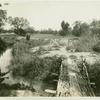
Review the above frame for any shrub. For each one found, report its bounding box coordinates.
[1,35,17,47]
[0,37,7,54]
[92,41,100,53]
[67,34,100,52]
[87,63,100,94]
[14,28,26,36]
[10,39,61,84]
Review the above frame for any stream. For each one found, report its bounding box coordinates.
[0,48,57,94]
[0,49,12,72]
[0,48,16,85]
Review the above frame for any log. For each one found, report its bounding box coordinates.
[56,55,95,96]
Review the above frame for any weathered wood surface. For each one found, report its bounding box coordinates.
[56,55,95,97]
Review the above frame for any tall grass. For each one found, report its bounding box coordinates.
[66,34,100,52]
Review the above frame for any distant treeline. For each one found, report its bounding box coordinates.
[0,20,100,38]
[0,8,100,37]
[38,20,100,37]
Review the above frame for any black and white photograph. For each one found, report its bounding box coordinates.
[0,0,100,97]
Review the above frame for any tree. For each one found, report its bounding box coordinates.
[60,21,70,36]
[72,21,82,36]
[8,17,29,35]
[72,21,89,36]
[25,26,35,34]
[90,20,100,35]
[0,9,7,33]
[14,28,26,36]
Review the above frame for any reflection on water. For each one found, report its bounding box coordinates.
[0,49,12,72]
[0,49,16,85]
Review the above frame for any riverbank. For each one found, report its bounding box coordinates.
[0,34,100,96]
[0,38,61,96]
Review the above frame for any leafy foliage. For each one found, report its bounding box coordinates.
[8,17,29,35]
[14,28,26,36]
[60,21,70,36]
[87,63,100,94]
[25,26,35,34]
[0,37,7,54]
[90,20,100,35]
[10,39,60,84]
[92,41,100,53]
[0,34,17,47]
[72,21,82,36]
[0,9,7,27]
[0,9,7,32]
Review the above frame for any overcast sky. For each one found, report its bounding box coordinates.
[1,0,100,30]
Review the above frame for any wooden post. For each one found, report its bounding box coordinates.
[26,33,30,41]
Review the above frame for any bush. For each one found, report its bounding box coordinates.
[14,28,26,36]
[10,39,61,84]
[93,41,100,53]
[67,34,100,52]
[72,29,81,37]
[0,37,7,54]
[87,63,100,94]
[1,34,17,47]
[59,30,66,36]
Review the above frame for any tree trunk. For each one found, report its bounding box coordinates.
[56,56,95,96]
